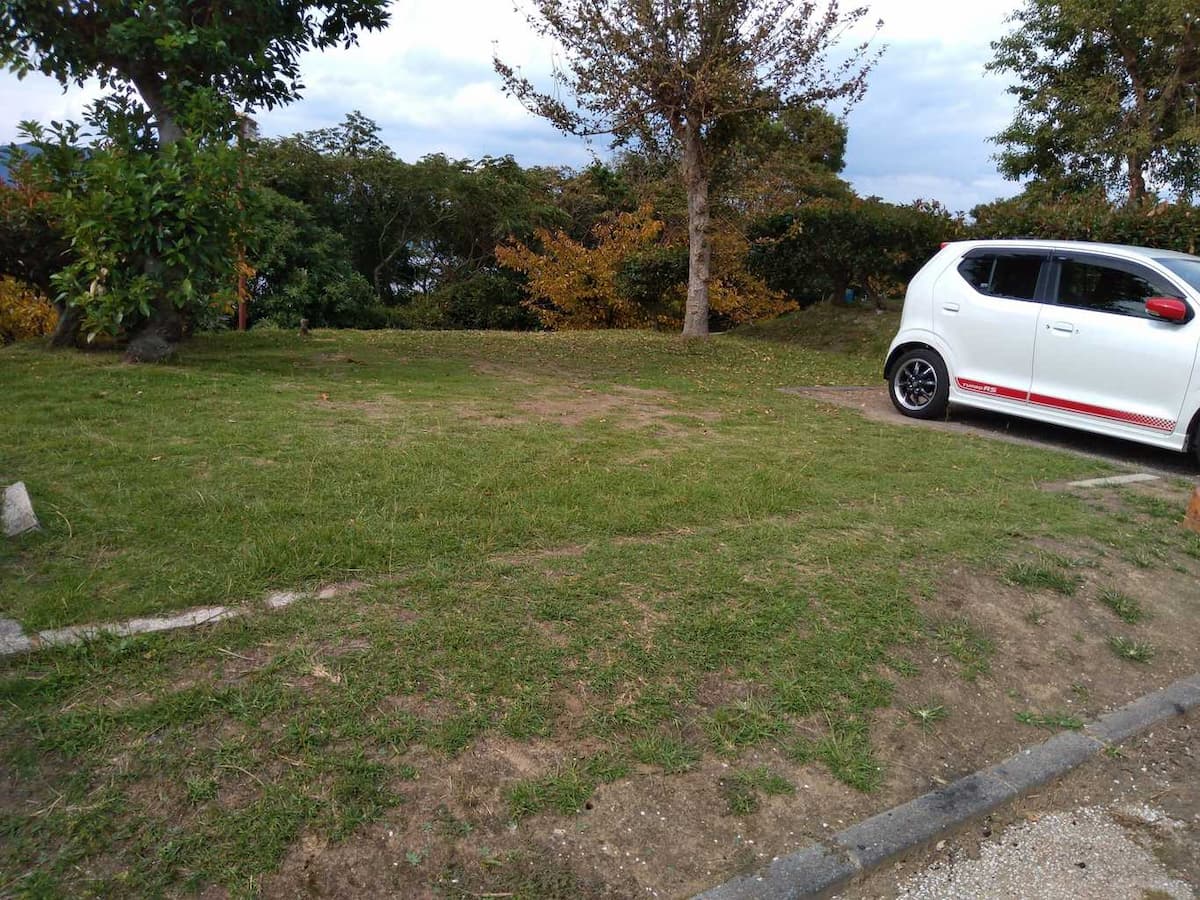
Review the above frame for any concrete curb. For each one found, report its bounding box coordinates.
[0,579,372,659]
[694,672,1200,900]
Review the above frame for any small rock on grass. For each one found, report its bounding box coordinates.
[2,482,40,537]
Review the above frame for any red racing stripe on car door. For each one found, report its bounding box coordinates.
[955,378,1030,402]
[1028,393,1177,432]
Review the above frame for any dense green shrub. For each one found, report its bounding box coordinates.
[971,190,1200,253]
[748,198,962,306]
[246,189,380,329]
[616,245,689,319]
[422,272,539,331]
[385,273,537,331]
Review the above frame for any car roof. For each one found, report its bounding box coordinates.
[949,239,1199,263]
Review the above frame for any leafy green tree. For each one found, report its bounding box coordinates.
[257,118,564,312]
[255,115,423,303]
[495,0,879,337]
[719,104,853,217]
[245,188,379,329]
[22,119,253,346]
[989,0,1200,203]
[749,197,961,306]
[0,0,390,359]
[0,157,68,300]
[971,187,1200,255]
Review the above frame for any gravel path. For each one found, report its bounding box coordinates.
[894,804,1192,900]
[840,710,1199,899]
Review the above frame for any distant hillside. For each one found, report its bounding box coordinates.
[0,143,39,184]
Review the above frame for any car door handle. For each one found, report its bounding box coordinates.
[942,302,960,313]
[1049,321,1076,334]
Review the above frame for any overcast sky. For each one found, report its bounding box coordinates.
[0,0,1024,213]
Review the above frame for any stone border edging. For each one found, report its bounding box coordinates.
[0,579,369,658]
[694,673,1200,900]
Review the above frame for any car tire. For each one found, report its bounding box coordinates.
[889,348,950,420]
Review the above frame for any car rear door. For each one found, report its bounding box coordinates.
[1029,252,1198,437]
[934,249,1049,403]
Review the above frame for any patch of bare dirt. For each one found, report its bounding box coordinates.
[311,380,720,441]
[262,737,614,900]
[379,692,457,724]
[490,543,589,568]
[463,383,720,438]
[313,395,405,421]
[469,359,548,384]
[489,526,721,570]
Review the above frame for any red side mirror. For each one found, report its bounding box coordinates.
[1146,297,1190,323]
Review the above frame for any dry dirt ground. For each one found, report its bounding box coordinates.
[256,472,1200,900]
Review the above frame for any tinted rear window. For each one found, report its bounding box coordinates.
[958,254,1043,301]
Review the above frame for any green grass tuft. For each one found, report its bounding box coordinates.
[1108,635,1155,663]
[1015,710,1084,731]
[631,733,701,774]
[703,697,789,755]
[1004,558,1083,596]
[907,703,949,732]
[1097,588,1145,624]
[930,619,994,681]
[720,765,795,815]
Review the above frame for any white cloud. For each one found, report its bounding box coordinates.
[858,0,1015,43]
[0,74,103,137]
[0,0,1025,208]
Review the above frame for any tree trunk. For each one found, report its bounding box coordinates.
[124,288,187,362]
[49,303,84,348]
[133,75,184,146]
[124,81,187,361]
[1127,153,1148,204]
[829,273,849,306]
[681,129,711,338]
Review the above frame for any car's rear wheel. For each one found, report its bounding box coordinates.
[889,349,949,420]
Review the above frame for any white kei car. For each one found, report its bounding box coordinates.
[884,240,1200,463]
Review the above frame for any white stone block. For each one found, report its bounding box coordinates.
[3,482,40,537]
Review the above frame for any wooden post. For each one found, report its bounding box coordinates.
[234,113,257,332]
[1185,485,1200,534]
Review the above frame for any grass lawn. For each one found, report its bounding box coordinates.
[2,308,1198,897]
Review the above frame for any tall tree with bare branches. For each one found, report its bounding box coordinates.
[495,0,880,336]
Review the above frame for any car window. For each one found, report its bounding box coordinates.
[1155,257,1200,293]
[1055,258,1177,319]
[957,254,1042,301]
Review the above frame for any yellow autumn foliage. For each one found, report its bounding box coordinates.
[0,277,58,344]
[499,203,794,330]
[498,203,665,330]
[706,227,797,325]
